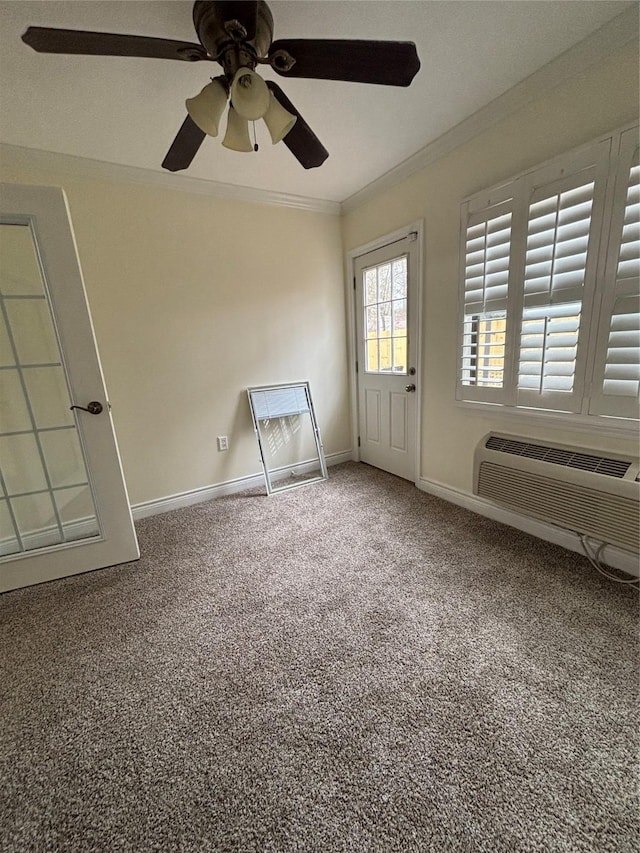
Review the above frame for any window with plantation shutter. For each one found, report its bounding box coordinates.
[522,180,594,307]
[518,302,581,394]
[590,129,640,419]
[457,123,639,429]
[460,201,512,400]
[516,170,601,412]
[463,211,512,315]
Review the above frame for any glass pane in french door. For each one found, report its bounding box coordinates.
[0,223,100,556]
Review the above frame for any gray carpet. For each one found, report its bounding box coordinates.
[1,462,638,852]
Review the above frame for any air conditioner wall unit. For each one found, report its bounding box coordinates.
[474,433,640,553]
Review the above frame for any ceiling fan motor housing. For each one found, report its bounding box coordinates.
[193,0,274,73]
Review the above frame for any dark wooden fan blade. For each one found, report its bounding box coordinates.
[268,39,420,86]
[22,27,209,62]
[162,116,206,172]
[266,82,328,170]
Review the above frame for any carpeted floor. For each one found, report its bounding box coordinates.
[1,462,638,852]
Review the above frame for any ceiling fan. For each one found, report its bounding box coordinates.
[21,0,420,172]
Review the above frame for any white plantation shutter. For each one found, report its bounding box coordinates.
[522,178,594,307]
[458,124,638,425]
[518,302,581,393]
[463,208,512,314]
[602,295,640,399]
[459,198,513,401]
[590,131,640,419]
[517,163,605,412]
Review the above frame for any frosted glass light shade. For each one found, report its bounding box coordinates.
[186,80,228,137]
[222,106,253,152]
[263,93,297,144]
[230,68,270,120]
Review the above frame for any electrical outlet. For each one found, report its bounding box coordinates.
[217,435,229,451]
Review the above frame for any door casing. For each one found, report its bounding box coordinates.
[346,221,424,483]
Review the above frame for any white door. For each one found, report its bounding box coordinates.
[0,183,139,592]
[354,230,420,481]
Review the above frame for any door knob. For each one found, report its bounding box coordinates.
[70,401,103,415]
[405,384,416,393]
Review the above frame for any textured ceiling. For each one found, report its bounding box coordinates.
[0,1,634,202]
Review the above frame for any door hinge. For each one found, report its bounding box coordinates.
[355,361,358,374]
[353,276,356,290]
[357,436,361,447]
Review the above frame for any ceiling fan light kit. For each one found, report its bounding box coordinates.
[222,105,254,153]
[185,78,228,137]
[229,68,270,121]
[21,0,420,172]
[263,93,297,145]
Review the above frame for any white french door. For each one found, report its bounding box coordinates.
[354,228,421,481]
[0,183,139,593]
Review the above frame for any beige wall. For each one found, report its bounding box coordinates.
[2,39,638,510]
[0,159,350,506]
[342,40,640,493]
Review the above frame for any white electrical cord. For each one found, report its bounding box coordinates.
[579,534,640,588]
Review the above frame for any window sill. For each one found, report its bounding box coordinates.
[455,399,639,441]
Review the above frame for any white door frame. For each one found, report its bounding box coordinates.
[345,220,424,484]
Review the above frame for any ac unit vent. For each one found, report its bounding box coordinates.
[477,462,639,552]
[475,433,639,553]
[484,435,631,479]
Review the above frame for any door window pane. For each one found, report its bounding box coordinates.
[0,500,19,556]
[363,254,409,374]
[366,340,379,372]
[55,486,100,541]
[393,338,407,372]
[0,434,47,494]
[392,299,407,335]
[392,258,407,299]
[0,370,31,431]
[11,492,61,549]
[365,269,377,304]
[0,224,44,295]
[6,298,61,364]
[23,367,74,429]
[39,429,91,488]
[0,313,13,366]
[379,337,392,371]
[366,306,378,339]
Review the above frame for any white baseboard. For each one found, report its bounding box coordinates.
[131,456,638,577]
[417,476,639,578]
[131,450,354,521]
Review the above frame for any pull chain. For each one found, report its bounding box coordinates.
[252,121,259,152]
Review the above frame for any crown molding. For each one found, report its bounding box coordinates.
[341,5,639,214]
[0,143,341,215]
